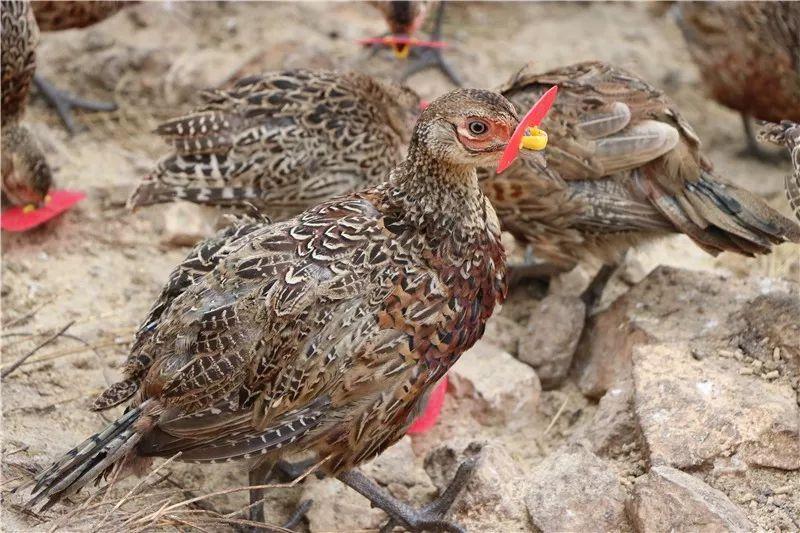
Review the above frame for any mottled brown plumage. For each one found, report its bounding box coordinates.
[30,1,132,31]
[481,61,800,270]
[129,69,420,219]
[760,121,800,221]
[674,2,800,155]
[27,89,516,531]
[1,0,52,206]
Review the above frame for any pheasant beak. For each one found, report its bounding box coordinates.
[392,42,411,59]
[496,85,558,174]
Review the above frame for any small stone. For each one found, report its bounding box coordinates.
[449,340,541,427]
[764,370,780,380]
[517,294,586,389]
[160,202,218,247]
[482,315,525,355]
[773,346,782,361]
[525,444,630,532]
[571,378,637,457]
[739,367,755,375]
[627,466,755,532]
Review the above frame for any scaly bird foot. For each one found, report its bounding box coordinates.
[340,459,475,533]
[33,74,117,135]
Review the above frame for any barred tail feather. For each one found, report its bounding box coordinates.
[128,181,261,209]
[641,170,800,256]
[26,406,144,510]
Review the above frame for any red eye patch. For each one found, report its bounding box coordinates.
[496,85,558,174]
[1,189,86,232]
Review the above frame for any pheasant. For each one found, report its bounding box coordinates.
[22,0,129,133]
[1,1,52,208]
[129,69,420,220]
[367,1,462,86]
[481,61,800,288]
[760,121,800,221]
[673,2,800,160]
[25,88,533,533]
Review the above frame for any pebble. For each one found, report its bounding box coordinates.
[739,367,755,375]
[752,360,763,371]
[764,370,780,380]
[773,347,781,361]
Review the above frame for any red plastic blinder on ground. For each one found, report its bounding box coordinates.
[407,376,448,434]
[356,36,449,49]
[1,190,86,232]
[496,85,559,174]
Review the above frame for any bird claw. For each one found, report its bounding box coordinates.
[400,47,462,87]
[343,459,474,533]
[33,74,117,135]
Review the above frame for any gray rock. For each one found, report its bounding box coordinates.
[449,340,541,427]
[627,466,756,532]
[632,343,800,470]
[525,444,631,532]
[160,202,218,247]
[573,266,797,399]
[483,315,526,355]
[573,378,638,457]
[517,294,585,389]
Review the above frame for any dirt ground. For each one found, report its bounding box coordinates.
[2,2,798,532]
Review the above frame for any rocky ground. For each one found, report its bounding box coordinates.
[2,2,799,532]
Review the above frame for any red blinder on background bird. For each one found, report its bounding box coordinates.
[1,189,85,232]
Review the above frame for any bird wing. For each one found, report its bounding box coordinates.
[1,0,39,122]
[114,191,457,463]
[128,70,406,212]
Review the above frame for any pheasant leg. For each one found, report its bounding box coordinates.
[581,263,617,311]
[739,114,785,162]
[33,74,117,134]
[338,458,474,533]
[241,462,312,532]
[401,2,462,87]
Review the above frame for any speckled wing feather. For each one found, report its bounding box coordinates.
[674,2,800,123]
[129,69,419,218]
[760,121,800,221]
[1,1,38,123]
[482,61,800,268]
[92,216,266,411]
[30,1,132,31]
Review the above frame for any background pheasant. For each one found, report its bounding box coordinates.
[26,88,521,533]
[481,61,800,277]
[129,69,420,220]
[673,1,800,160]
[760,121,800,221]
[1,0,52,207]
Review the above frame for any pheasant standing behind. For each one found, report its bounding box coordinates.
[760,121,800,221]
[673,2,800,160]
[129,69,420,220]
[1,0,52,207]
[25,89,527,533]
[481,61,800,279]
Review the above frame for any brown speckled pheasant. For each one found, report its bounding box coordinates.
[481,61,800,278]
[1,0,52,207]
[760,121,800,221]
[26,89,518,532]
[25,0,128,133]
[129,69,420,220]
[674,2,800,159]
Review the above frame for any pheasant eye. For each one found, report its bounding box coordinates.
[468,120,488,135]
